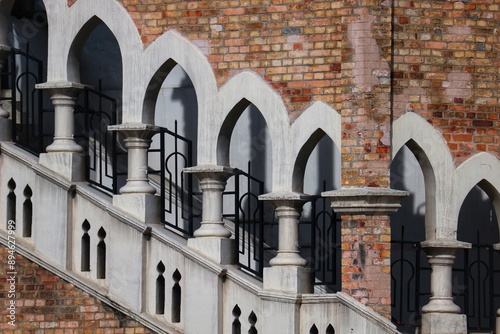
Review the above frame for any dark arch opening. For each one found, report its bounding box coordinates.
[96,227,106,279]
[81,220,91,272]
[156,261,165,315]
[455,181,499,331]
[171,269,181,323]
[6,178,16,229]
[22,184,32,237]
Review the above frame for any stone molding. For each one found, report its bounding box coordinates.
[321,187,409,215]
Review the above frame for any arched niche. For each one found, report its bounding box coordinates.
[147,60,199,166]
[392,139,437,240]
[67,16,123,110]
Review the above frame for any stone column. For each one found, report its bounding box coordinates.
[185,165,235,264]
[36,82,85,181]
[0,45,11,141]
[420,239,471,334]
[109,124,160,224]
[259,192,312,294]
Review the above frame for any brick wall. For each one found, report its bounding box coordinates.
[341,215,391,316]
[393,0,500,163]
[0,245,154,333]
[101,0,392,188]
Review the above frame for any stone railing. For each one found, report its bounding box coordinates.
[0,141,399,334]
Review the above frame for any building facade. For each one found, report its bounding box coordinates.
[0,0,499,333]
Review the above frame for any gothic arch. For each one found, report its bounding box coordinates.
[49,0,139,83]
[290,101,341,193]
[454,152,500,234]
[140,30,217,125]
[215,72,289,188]
[392,112,456,239]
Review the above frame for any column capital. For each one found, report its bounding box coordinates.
[36,81,86,97]
[421,239,471,253]
[321,187,409,215]
[259,191,311,209]
[184,164,235,182]
[108,123,160,140]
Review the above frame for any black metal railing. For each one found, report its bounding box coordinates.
[75,82,125,194]
[6,45,52,154]
[149,122,198,237]
[390,226,431,332]
[225,162,266,277]
[391,227,500,333]
[307,185,342,291]
[453,231,500,332]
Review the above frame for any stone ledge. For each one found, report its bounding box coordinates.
[321,187,409,215]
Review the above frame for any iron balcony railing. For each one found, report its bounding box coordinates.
[4,45,53,155]
[391,226,500,333]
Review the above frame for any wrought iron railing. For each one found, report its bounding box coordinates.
[6,45,52,155]
[75,82,125,194]
[149,122,198,237]
[224,162,266,277]
[391,227,500,333]
[390,226,431,332]
[307,187,342,291]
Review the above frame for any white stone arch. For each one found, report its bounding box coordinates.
[47,0,140,88]
[290,101,341,193]
[392,112,456,239]
[138,30,217,125]
[214,72,290,189]
[454,152,500,239]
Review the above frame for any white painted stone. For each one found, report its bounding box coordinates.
[187,237,234,265]
[263,266,312,294]
[322,187,409,214]
[113,194,160,224]
[33,175,71,268]
[39,152,85,182]
[420,313,467,334]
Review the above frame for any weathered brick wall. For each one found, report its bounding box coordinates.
[103,0,393,188]
[341,215,392,316]
[0,245,154,333]
[393,0,500,163]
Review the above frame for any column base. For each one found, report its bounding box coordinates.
[113,193,160,224]
[420,313,467,334]
[263,266,312,294]
[188,237,235,265]
[39,152,85,182]
[0,118,11,141]
[422,297,461,314]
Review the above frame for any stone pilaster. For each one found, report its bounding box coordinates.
[420,239,471,334]
[322,187,408,316]
[0,45,11,141]
[36,81,85,181]
[109,123,160,224]
[259,192,312,294]
[185,165,235,264]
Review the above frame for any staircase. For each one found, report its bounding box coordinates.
[0,141,399,333]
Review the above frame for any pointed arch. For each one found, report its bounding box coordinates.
[140,30,217,125]
[290,102,341,193]
[392,112,456,239]
[48,0,140,83]
[455,153,500,234]
[215,72,289,188]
